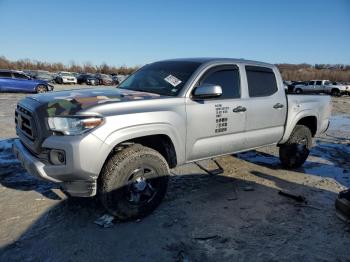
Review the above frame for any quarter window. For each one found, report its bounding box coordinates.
[200,68,240,99]
[246,66,277,97]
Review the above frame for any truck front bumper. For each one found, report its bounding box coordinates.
[12,135,107,197]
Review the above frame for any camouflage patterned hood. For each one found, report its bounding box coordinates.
[29,88,163,117]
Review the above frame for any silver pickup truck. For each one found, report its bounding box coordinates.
[13,58,331,220]
[294,80,350,96]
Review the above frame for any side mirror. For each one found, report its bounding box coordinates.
[193,84,222,99]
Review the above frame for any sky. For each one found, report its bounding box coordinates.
[0,0,349,66]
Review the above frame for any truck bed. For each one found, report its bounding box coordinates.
[280,94,331,143]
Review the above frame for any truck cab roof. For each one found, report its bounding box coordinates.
[159,58,275,68]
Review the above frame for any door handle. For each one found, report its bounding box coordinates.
[273,103,284,109]
[232,106,247,113]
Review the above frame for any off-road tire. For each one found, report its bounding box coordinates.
[279,125,312,168]
[36,84,47,93]
[99,144,169,221]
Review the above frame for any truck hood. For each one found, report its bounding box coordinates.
[28,87,164,117]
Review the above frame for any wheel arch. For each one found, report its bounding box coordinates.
[296,116,317,136]
[331,88,340,96]
[279,110,318,144]
[96,124,184,178]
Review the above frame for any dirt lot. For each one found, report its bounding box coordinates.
[0,86,350,261]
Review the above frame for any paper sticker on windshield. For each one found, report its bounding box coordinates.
[164,75,182,87]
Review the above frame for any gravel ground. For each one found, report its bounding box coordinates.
[0,86,350,261]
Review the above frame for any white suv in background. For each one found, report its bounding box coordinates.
[55,72,77,84]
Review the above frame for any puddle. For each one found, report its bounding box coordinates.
[328,114,350,132]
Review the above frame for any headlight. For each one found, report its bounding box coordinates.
[47,116,104,135]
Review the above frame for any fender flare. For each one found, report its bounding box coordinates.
[95,123,185,174]
[279,109,319,144]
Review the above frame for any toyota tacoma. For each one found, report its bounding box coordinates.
[13,58,331,220]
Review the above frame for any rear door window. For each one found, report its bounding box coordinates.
[245,66,278,97]
[315,81,322,85]
[0,72,12,78]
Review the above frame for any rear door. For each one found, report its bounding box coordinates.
[185,65,247,161]
[0,71,13,91]
[315,80,323,93]
[305,81,315,93]
[244,66,287,148]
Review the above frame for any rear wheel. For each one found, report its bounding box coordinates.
[36,85,47,93]
[279,125,312,168]
[99,144,169,221]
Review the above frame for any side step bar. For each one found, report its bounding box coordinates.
[194,159,224,176]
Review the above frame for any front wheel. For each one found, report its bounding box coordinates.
[331,89,341,97]
[279,125,312,168]
[36,84,48,93]
[295,88,302,94]
[99,144,169,221]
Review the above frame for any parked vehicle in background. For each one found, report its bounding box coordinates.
[55,72,77,84]
[115,74,128,84]
[96,74,113,85]
[0,70,53,93]
[13,58,331,220]
[86,75,100,85]
[71,72,80,78]
[328,82,350,96]
[294,80,349,96]
[77,73,94,84]
[31,70,55,83]
[285,81,307,93]
[22,70,36,78]
[112,75,120,85]
[112,75,128,85]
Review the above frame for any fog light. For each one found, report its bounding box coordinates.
[49,149,66,165]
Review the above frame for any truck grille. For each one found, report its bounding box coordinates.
[15,105,36,140]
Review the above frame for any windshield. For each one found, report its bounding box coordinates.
[118,61,201,96]
[61,73,73,76]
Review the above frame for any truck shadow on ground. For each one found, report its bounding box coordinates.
[237,139,350,188]
[1,148,350,261]
[0,139,61,200]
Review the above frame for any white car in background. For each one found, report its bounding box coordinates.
[55,72,77,84]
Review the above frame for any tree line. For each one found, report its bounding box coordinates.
[0,56,139,75]
[277,63,350,82]
[1,56,349,81]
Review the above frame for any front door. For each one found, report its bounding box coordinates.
[12,72,33,92]
[185,65,247,161]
